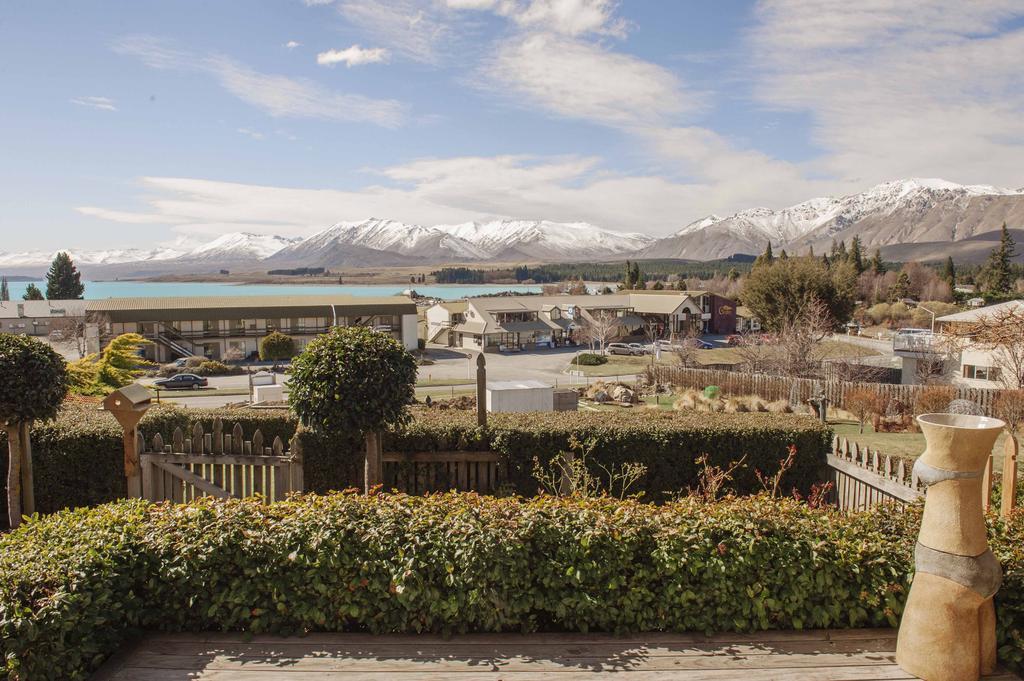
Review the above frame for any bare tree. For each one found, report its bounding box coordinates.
[49,311,108,359]
[733,331,774,375]
[672,324,703,368]
[947,305,1024,388]
[580,310,617,354]
[776,297,833,378]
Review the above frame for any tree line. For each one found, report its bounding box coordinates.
[0,251,85,301]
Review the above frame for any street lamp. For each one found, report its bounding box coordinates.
[917,304,937,333]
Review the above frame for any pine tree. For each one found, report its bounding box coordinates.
[849,236,864,274]
[22,283,44,300]
[888,271,910,302]
[623,260,634,289]
[870,249,885,275]
[942,256,956,287]
[632,261,644,290]
[778,249,789,260]
[754,242,774,268]
[45,252,85,299]
[982,222,1015,294]
[0,277,8,302]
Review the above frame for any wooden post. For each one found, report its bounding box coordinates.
[5,422,22,529]
[1002,433,1018,519]
[18,421,33,517]
[123,425,141,498]
[982,455,993,512]
[476,352,487,427]
[559,449,575,496]
[364,431,382,492]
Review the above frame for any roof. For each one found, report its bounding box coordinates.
[937,300,1024,323]
[487,380,552,391]
[0,300,88,319]
[437,301,468,313]
[736,305,755,318]
[86,295,416,322]
[500,320,553,333]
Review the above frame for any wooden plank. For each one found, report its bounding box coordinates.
[153,461,232,499]
[827,454,922,503]
[141,453,291,466]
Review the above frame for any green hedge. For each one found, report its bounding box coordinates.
[0,402,832,525]
[3,494,1023,680]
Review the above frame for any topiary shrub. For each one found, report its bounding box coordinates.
[0,334,68,527]
[258,331,297,362]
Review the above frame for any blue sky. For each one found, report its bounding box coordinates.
[3,0,1024,252]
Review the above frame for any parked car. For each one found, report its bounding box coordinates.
[606,342,641,356]
[154,373,208,390]
[627,343,649,355]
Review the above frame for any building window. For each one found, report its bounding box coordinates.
[963,364,1001,381]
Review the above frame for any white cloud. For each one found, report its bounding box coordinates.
[317,44,390,67]
[482,33,699,126]
[749,0,1024,188]
[513,0,627,37]
[284,40,302,49]
[338,0,450,64]
[74,206,179,224]
[71,96,117,111]
[237,127,265,140]
[113,35,407,127]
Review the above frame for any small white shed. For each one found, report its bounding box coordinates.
[486,380,554,413]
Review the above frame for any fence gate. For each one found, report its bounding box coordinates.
[138,419,303,503]
[827,437,923,511]
[382,450,504,495]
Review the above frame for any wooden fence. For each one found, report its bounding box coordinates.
[381,450,504,495]
[653,365,999,415]
[138,420,303,503]
[827,437,923,511]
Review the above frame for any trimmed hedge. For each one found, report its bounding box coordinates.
[0,402,832,524]
[2,494,1023,680]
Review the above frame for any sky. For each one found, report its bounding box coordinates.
[3,0,1024,252]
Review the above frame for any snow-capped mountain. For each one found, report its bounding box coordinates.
[640,178,1024,261]
[0,247,185,268]
[436,220,652,261]
[266,217,652,267]
[178,232,300,262]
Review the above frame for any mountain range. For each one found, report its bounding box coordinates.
[2,178,1023,276]
[639,178,1024,261]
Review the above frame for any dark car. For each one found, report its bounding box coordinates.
[154,373,208,390]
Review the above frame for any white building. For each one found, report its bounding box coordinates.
[0,300,87,337]
[893,300,1024,388]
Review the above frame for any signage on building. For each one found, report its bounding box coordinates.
[718,304,734,315]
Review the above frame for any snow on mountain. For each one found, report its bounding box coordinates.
[436,219,653,260]
[180,232,300,262]
[641,178,1024,261]
[0,247,185,268]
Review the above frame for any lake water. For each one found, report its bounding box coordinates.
[6,280,542,301]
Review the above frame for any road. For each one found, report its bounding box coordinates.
[141,346,604,408]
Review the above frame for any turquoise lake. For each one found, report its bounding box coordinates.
[7,281,542,301]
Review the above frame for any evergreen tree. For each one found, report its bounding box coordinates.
[821,253,831,269]
[754,242,775,268]
[0,277,8,302]
[22,283,43,300]
[623,260,634,289]
[870,249,885,275]
[849,236,865,274]
[651,280,664,290]
[942,256,956,287]
[632,261,644,289]
[45,251,85,299]
[727,267,740,281]
[778,249,789,260]
[982,222,1015,294]
[888,271,911,302]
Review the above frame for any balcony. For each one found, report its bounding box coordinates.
[893,330,937,354]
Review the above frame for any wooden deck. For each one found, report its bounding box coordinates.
[92,628,1023,680]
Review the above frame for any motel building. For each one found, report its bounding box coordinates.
[425,291,737,352]
[85,295,419,363]
[0,300,87,337]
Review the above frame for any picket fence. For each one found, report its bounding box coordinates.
[827,437,923,511]
[653,365,999,415]
[137,419,303,503]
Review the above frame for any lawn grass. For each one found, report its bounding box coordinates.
[415,378,475,387]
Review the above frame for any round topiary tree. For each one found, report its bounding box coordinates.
[0,334,68,527]
[259,331,296,362]
[289,326,417,491]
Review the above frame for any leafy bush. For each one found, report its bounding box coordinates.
[912,385,956,415]
[573,353,608,366]
[193,360,244,376]
[0,333,68,422]
[259,331,296,361]
[4,494,1024,680]
[290,326,418,436]
[0,402,833,524]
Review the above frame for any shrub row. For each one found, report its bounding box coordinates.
[0,401,832,524]
[1,493,989,680]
